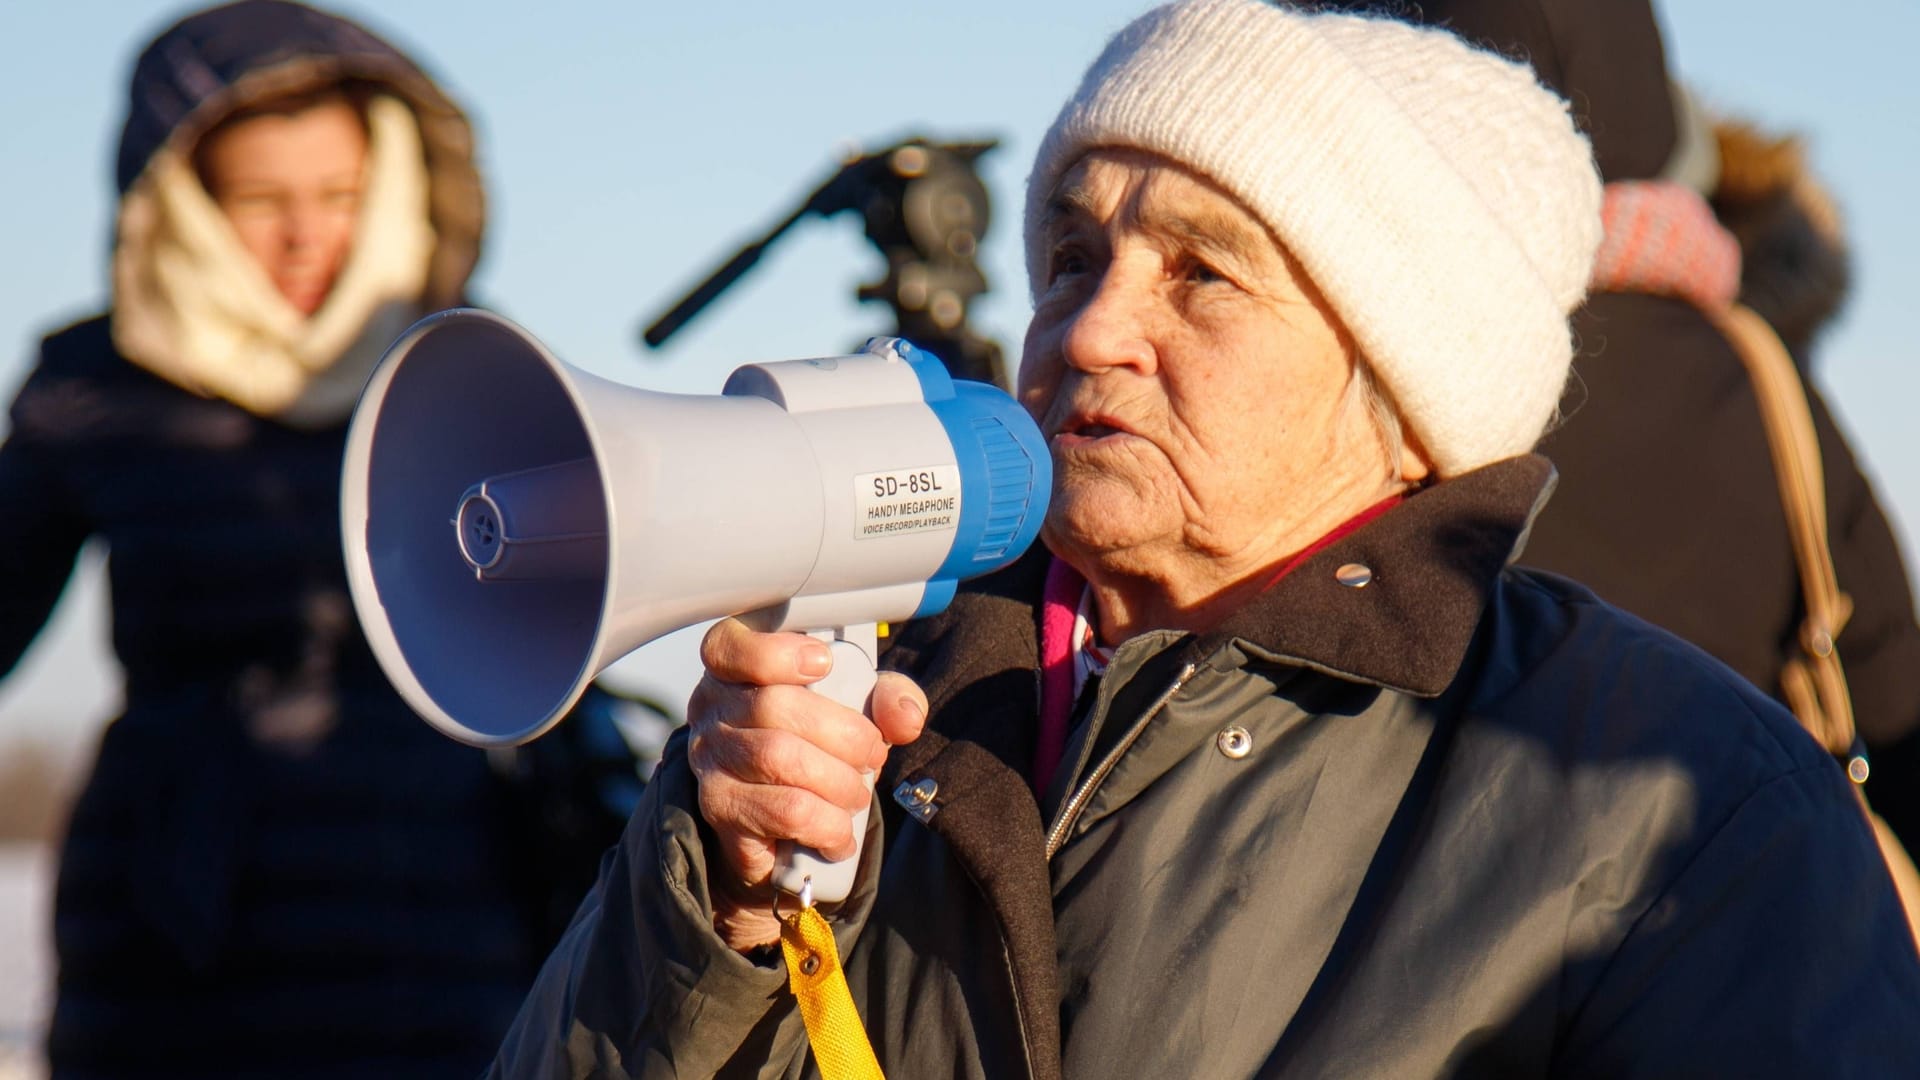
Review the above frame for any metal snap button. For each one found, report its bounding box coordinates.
[1217,725,1253,759]
[1335,562,1373,588]
[892,777,940,823]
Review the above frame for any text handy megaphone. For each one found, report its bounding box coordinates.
[341,308,1049,901]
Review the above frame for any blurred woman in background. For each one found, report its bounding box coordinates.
[0,2,566,1075]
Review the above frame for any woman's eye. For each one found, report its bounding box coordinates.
[1184,259,1225,285]
[1049,246,1089,281]
[222,193,281,216]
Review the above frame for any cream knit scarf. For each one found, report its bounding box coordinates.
[111,95,435,427]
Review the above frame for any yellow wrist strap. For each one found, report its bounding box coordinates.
[780,902,885,1080]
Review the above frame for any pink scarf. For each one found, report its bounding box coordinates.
[1590,180,1741,309]
[1032,557,1089,797]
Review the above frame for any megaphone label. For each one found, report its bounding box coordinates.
[854,465,962,539]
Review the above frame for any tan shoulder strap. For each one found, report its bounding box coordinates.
[1705,304,1858,759]
[1712,305,1920,948]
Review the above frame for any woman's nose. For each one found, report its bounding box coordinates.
[284,205,321,253]
[1059,268,1157,376]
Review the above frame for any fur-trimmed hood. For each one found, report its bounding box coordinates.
[1710,120,1852,363]
[108,0,485,425]
[116,0,484,307]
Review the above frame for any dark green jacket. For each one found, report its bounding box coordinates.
[491,456,1920,1078]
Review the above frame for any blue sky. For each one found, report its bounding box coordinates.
[4,0,1919,743]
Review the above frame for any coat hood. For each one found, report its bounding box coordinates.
[116,0,484,308]
[1314,0,1676,183]
[107,0,485,425]
[1710,120,1852,361]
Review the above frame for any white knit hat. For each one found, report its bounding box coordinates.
[1025,0,1603,477]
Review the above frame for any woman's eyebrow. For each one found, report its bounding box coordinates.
[1042,185,1273,273]
[1147,207,1271,270]
[1041,186,1103,233]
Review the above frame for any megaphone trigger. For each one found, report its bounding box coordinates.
[773,624,881,905]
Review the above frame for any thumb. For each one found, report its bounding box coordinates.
[868,671,929,763]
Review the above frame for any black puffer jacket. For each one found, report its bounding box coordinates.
[1349,0,1920,847]
[0,4,543,1076]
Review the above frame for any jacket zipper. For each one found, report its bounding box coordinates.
[1044,662,1198,859]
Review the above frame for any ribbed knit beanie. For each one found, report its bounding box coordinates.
[1025,0,1604,476]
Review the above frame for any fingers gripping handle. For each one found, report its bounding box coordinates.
[774,625,879,904]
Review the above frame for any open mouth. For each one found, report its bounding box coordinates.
[1054,415,1130,446]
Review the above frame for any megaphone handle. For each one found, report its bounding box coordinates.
[773,624,879,905]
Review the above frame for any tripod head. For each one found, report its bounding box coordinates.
[641,137,1008,388]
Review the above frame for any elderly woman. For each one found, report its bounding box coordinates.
[492,2,1920,1076]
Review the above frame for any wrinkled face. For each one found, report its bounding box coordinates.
[1019,149,1409,585]
[197,99,367,316]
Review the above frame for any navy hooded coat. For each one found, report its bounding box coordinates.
[0,3,558,1075]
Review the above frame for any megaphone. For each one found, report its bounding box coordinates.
[340,308,1049,901]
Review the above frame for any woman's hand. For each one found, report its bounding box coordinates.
[687,617,928,949]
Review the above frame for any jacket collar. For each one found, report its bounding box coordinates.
[1205,453,1556,697]
[886,454,1556,746]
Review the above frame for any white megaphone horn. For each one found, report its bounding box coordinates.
[340,309,1049,902]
